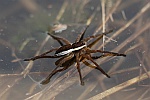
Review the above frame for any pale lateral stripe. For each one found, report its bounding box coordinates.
[55,45,86,56]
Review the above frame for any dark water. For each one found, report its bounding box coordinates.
[0,0,149,100]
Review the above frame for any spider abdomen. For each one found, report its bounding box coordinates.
[55,41,86,56]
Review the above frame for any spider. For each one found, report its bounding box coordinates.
[24,25,126,85]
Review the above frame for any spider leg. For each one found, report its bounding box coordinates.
[55,53,74,67]
[83,54,110,78]
[47,33,71,45]
[48,33,64,46]
[91,53,126,59]
[83,30,113,42]
[82,60,96,69]
[75,53,84,85]
[40,65,69,85]
[24,48,60,61]
[24,55,63,61]
[41,53,75,85]
[51,36,64,46]
[75,25,89,42]
[91,55,107,59]
[82,55,115,68]
[87,32,108,48]
[87,49,126,57]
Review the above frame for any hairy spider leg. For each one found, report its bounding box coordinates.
[91,53,125,59]
[82,54,110,78]
[24,48,59,61]
[82,30,113,42]
[50,35,64,46]
[82,60,94,68]
[87,30,111,48]
[55,53,74,67]
[40,65,60,85]
[75,25,89,43]
[40,65,70,85]
[82,53,125,68]
[75,53,84,85]
[87,49,126,57]
[80,49,126,77]
[83,30,113,43]
[47,33,71,45]
[40,53,74,85]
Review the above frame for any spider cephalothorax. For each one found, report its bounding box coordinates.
[24,25,126,85]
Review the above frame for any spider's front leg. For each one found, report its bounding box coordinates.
[83,30,113,42]
[24,48,59,61]
[47,33,71,45]
[75,25,89,43]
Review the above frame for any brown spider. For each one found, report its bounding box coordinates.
[24,26,126,85]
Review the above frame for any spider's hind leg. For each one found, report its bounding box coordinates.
[91,53,126,59]
[87,49,126,57]
[40,65,70,85]
[75,53,84,85]
[41,53,75,85]
[83,54,110,78]
[40,66,59,85]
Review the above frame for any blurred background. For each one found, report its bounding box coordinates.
[0,0,149,100]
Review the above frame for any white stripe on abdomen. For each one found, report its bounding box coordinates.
[55,44,86,56]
